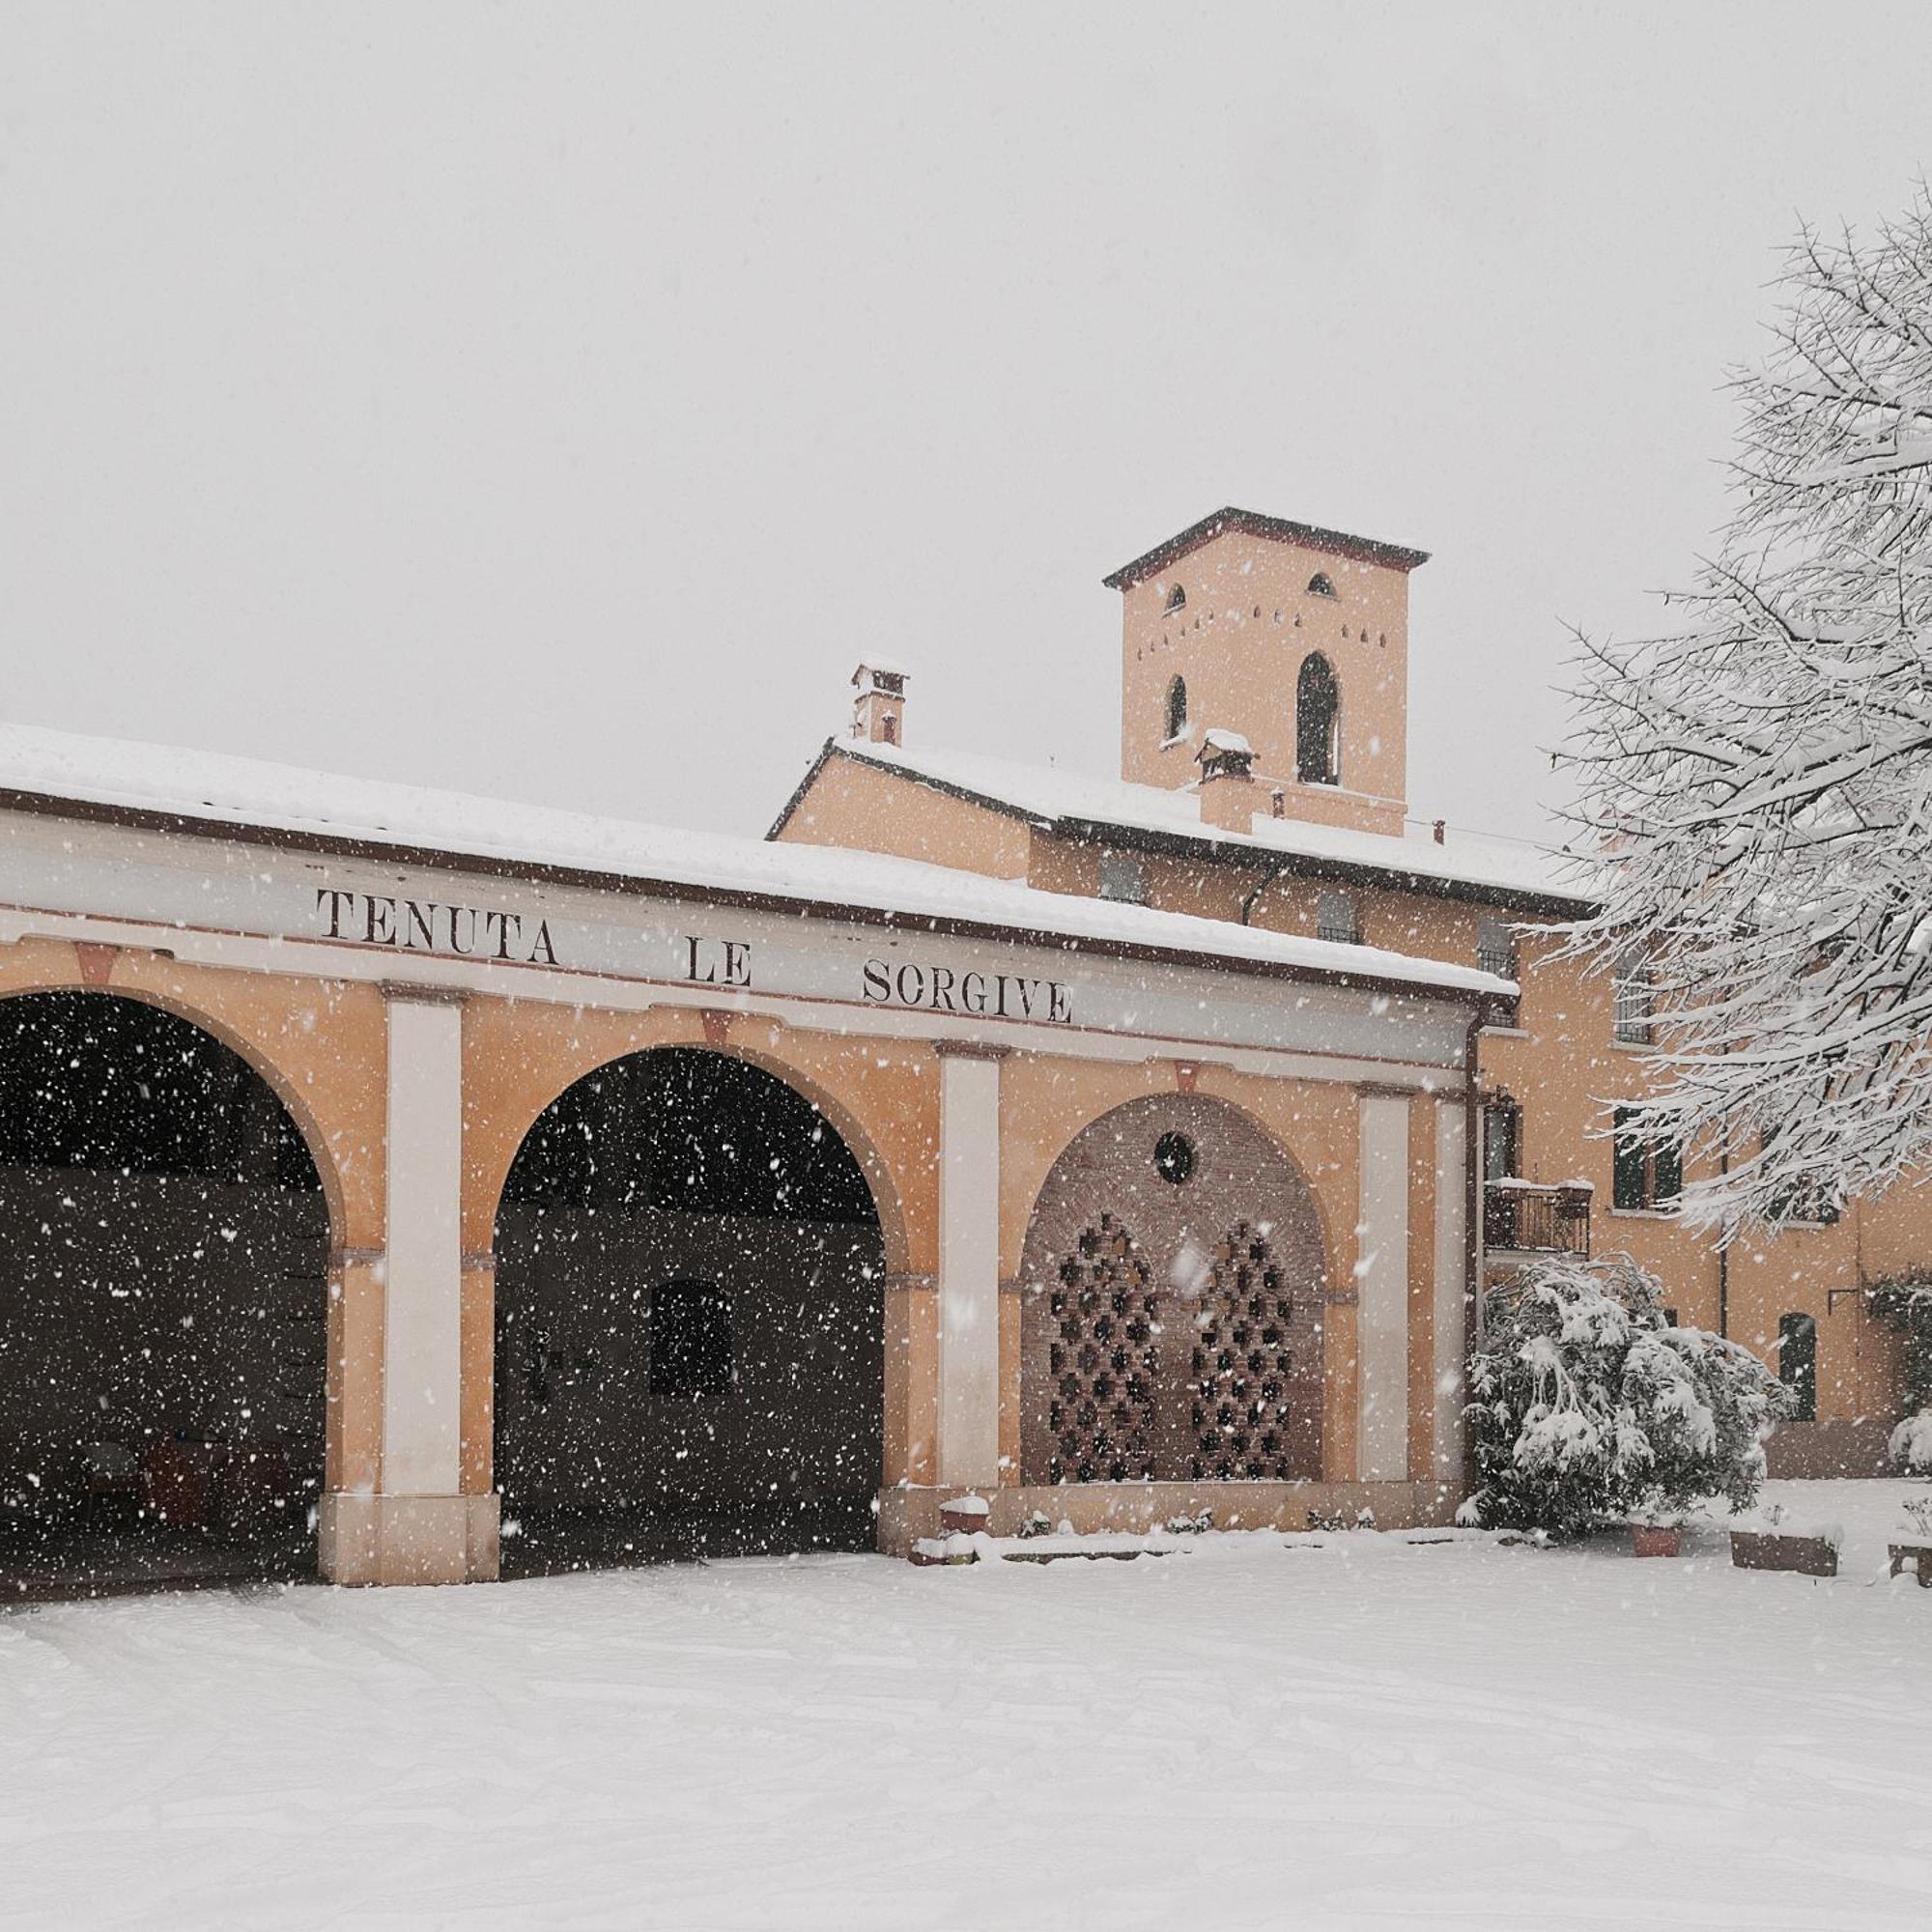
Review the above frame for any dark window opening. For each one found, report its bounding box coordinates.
[1164,674,1187,741]
[1307,572,1336,598]
[1296,652,1340,785]
[881,712,898,746]
[650,1280,734,1396]
[1483,1099,1521,1183]
[1778,1312,1818,1421]
[1165,583,1186,612]
[1612,1105,1681,1211]
[1153,1131,1197,1186]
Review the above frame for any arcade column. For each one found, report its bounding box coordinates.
[319,983,498,1583]
[934,1041,1004,1492]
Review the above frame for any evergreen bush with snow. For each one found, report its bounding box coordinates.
[1562,192,1932,1235]
[1463,1252,1791,1537]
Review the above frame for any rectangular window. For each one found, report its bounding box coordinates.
[1317,891,1361,947]
[1778,1312,1818,1422]
[1612,1106,1682,1211]
[650,1280,733,1396]
[1097,853,1148,905]
[1483,1100,1521,1183]
[1613,949,1654,1045]
[1476,918,1519,982]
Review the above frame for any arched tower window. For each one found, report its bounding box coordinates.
[1296,652,1340,785]
[1165,583,1186,613]
[1306,572,1336,597]
[1164,674,1187,741]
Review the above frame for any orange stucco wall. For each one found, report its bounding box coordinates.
[1119,528,1413,835]
[775,753,1034,879]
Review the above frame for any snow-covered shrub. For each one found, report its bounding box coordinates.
[1163,1510,1214,1536]
[1463,1252,1791,1537]
[1889,1410,1932,1474]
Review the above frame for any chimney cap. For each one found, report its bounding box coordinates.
[1196,727,1256,782]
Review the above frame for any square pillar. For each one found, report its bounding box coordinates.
[935,1043,1003,1490]
[1356,1088,1411,1482]
[319,984,496,1583]
[1431,1096,1469,1484]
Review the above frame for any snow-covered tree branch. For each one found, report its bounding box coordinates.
[1561,191,1932,1234]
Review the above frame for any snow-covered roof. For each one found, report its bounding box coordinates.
[0,721,1513,1001]
[786,737,1595,912]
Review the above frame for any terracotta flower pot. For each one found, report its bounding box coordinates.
[1632,1524,1681,1558]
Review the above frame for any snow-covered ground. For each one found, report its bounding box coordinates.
[3,1482,1929,1931]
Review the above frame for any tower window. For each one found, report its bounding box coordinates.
[1296,652,1340,785]
[1164,674,1187,742]
[1164,583,1187,613]
[1307,572,1336,598]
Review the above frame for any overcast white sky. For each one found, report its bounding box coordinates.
[4,4,1929,850]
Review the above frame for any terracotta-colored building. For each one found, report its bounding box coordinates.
[776,507,1920,1482]
[0,504,1906,1596]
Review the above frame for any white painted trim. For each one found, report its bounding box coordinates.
[1431,1100,1468,1483]
[936,1051,1002,1488]
[380,994,465,1496]
[1356,1092,1410,1483]
[0,901,1470,1091]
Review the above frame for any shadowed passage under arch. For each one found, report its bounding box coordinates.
[0,990,328,1600]
[493,1046,885,1574]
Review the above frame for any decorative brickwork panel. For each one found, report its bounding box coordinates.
[1019,1094,1328,1485]
[1189,1220,1302,1479]
[1043,1215,1159,1483]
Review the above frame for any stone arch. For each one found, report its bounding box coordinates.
[472,1030,912,1283]
[1018,1093,1327,1485]
[0,977,348,1249]
[488,1041,895,1570]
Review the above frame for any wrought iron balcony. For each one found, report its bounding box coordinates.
[1484,1179,1592,1257]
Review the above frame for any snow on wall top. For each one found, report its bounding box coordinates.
[0,721,1512,1000]
[817,738,1594,909]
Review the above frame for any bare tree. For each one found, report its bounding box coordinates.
[1563,191,1932,1235]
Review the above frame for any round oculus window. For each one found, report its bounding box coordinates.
[1153,1130,1197,1186]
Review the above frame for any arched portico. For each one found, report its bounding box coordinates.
[0,987,334,1596]
[488,1042,894,1571]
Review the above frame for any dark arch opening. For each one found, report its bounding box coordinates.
[1296,651,1340,785]
[493,1047,885,1575]
[1164,673,1188,741]
[0,991,327,1600]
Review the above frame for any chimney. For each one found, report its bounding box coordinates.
[851,661,908,747]
[1195,728,1258,834]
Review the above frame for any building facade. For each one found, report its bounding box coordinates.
[0,708,1501,1591]
[3,503,1909,1598]
[776,507,1924,1480]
